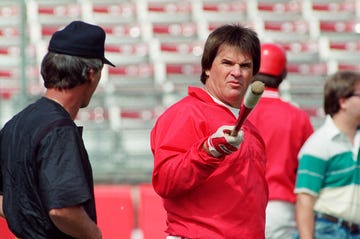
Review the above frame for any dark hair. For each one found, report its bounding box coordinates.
[324,71,360,116]
[40,52,103,90]
[200,24,261,84]
[253,70,287,88]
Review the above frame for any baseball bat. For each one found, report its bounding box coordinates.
[230,81,265,136]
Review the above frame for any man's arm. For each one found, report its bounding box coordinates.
[49,205,101,239]
[0,195,4,218]
[296,193,317,239]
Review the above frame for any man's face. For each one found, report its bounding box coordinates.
[343,82,360,123]
[204,44,254,108]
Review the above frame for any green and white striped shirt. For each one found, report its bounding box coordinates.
[295,115,360,224]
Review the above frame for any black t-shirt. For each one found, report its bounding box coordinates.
[0,97,96,239]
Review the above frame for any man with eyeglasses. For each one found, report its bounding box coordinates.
[294,71,360,239]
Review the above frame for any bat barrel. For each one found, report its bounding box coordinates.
[230,81,265,136]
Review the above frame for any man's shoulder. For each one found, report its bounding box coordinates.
[2,98,73,137]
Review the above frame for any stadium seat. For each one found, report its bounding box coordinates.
[138,1,193,24]
[94,185,135,239]
[101,22,143,44]
[149,22,199,43]
[276,40,320,63]
[287,61,328,76]
[285,61,327,113]
[194,1,249,38]
[304,0,356,21]
[250,0,303,21]
[192,0,248,24]
[156,41,203,64]
[86,1,137,24]
[337,61,360,72]
[318,19,360,41]
[0,218,15,239]
[0,25,20,46]
[0,68,20,91]
[151,61,202,103]
[0,2,20,26]
[319,38,360,62]
[105,41,151,65]
[27,0,82,25]
[261,19,313,42]
[138,183,167,239]
[165,62,202,89]
[28,22,66,45]
[107,63,155,89]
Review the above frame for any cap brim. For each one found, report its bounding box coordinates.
[104,58,115,67]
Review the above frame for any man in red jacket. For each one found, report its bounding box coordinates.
[151,24,268,239]
[248,43,314,239]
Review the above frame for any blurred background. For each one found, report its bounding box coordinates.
[1,0,359,184]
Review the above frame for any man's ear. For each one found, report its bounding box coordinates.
[87,68,95,82]
[339,97,348,110]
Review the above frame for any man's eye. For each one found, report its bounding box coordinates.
[222,61,233,65]
[240,63,251,69]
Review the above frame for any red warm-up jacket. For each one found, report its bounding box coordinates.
[150,87,268,239]
[248,87,314,203]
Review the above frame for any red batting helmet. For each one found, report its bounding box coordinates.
[259,43,287,76]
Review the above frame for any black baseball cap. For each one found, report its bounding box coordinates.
[48,21,115,67]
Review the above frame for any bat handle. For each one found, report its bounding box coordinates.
[230,107,248,137]
[230,128,239,137]
[230,120,242,136]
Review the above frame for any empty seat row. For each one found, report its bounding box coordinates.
[90,184,168,239]
[17,0,360,45]
[0,184,168,239]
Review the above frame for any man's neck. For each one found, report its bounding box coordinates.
[332,113,359,144]
[44,89,82,120]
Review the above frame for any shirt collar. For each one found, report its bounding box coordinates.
[323,115,342,139]
[261,87,280,99]
[203,88,240,117]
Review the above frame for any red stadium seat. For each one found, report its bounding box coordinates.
[101,23,143,44]
[89,1,137,24]
[105,42,150,65]
[197,1,251,38]
[151,22,199,42]
[32,1,82,24]
[254,0,303,20]
[40,24,64,38]
[193,0,247,24]
[319,38,360,62]
[319,20,360,40]
[0,3,20,26]
[158,41,203,63]
[287,61,328,75]
[94,185,135,239]
[0,217,15,239]
[284,61,327,113]
[262,19,312,41]
[0,25,21,46]
[107,63,155,89]
[337,62,360,72]
[138,183,167,239]
[277,40,320,62]
[142,1,192,23]
[165,62,201,75]
[306,1,356,20]
[161,62,202,93]
[0,68,20,92]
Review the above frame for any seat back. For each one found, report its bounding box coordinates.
[0,217,15,239]
[94,185,135,239]
[138,183,167,239]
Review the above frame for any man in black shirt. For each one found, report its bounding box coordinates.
[0,20,115,239]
